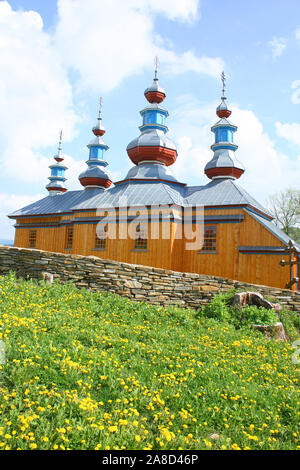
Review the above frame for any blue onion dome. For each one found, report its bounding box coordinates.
[79,98,112,190]
[46,131,68,196]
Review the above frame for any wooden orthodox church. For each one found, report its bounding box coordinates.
[9,67,300,290]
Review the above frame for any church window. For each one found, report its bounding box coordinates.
[202,226,217,252]
[65,227,73,250]
[134,224,147,250]
[28,230,37,248]
[95,224,107,250]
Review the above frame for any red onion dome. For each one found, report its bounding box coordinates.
[92,97,106,136]
[216,98,232,118]
[144,80,166,104]
[204,149,245,180]
[79,164,112,189]
[93,123,106,137]
[127,130,177,167]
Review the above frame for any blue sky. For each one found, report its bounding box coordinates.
[0,0,299,239]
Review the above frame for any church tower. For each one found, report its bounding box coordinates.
[117,57,183,186]
[205,72,244,180]
[79,98,112,189]
[46,131,68,196]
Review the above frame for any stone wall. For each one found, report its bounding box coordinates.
[0,245,300,312]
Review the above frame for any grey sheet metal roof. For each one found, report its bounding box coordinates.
[9,177,272,220]
[184,178,272,217]
[123,162,181,185]
[127,128,177,151]
[74,182,186,209]
[9,189,103,217]
[245,209,300,251]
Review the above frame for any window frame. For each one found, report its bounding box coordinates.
[28,230,37,248]
[94,224,107,250]
[65,226,73,250]
[133,224,148,251]
[200,225,217,253]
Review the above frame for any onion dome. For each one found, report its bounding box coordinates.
[79,98,112,190]
[127,58,177,168]
[144,57,166,104]
[46,131,68,196]
[205,72,245,180]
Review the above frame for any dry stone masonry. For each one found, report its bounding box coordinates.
[0,245,299,313]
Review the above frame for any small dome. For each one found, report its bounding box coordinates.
[93,122,106,137]
[79,165,112,189]
[144,80,166,104]
[46,180,67,192]
[216,98,232,118]
[205,149,244,180]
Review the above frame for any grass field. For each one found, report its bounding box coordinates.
[0,273,299,450]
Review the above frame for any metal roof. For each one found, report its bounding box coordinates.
[9,189,103,217]
[123,162,182,185]
[10,177,298,251]
[184,178,272,216]
[9,178,273,219]
[127,128,177,151]
[245,209,300,251]
[204,149,244,171]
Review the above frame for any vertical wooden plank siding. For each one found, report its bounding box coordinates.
[12,207,295,289]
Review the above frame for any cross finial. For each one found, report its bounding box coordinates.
[98,96,103,119]
[58,130,63,152]
[154,56,159,80]
[221,71,226,98]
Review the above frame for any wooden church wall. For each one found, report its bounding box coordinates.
[12,206,294,290]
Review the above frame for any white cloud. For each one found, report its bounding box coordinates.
[0,1,78,182]
[269,36,287,58]
[136,0,200,23]
[291,80,300,104]
[296,28,300,40]
[0,0,225,239]
[170,97,300,203]
[0,192,44,240]
[276,121,300,147]
[162,50,224,77]
[54,0,222,93]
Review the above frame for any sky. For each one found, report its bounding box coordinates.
[0,0,299,240]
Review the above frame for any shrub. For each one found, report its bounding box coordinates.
[199,292,281,330]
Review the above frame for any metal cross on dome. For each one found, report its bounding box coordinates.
[98,97,103,119]
[154,56,159,80]
[58,130,63,153]
[221,71,226,97]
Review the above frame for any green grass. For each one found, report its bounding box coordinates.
[0,273,299,450]
[197,290,300,340]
